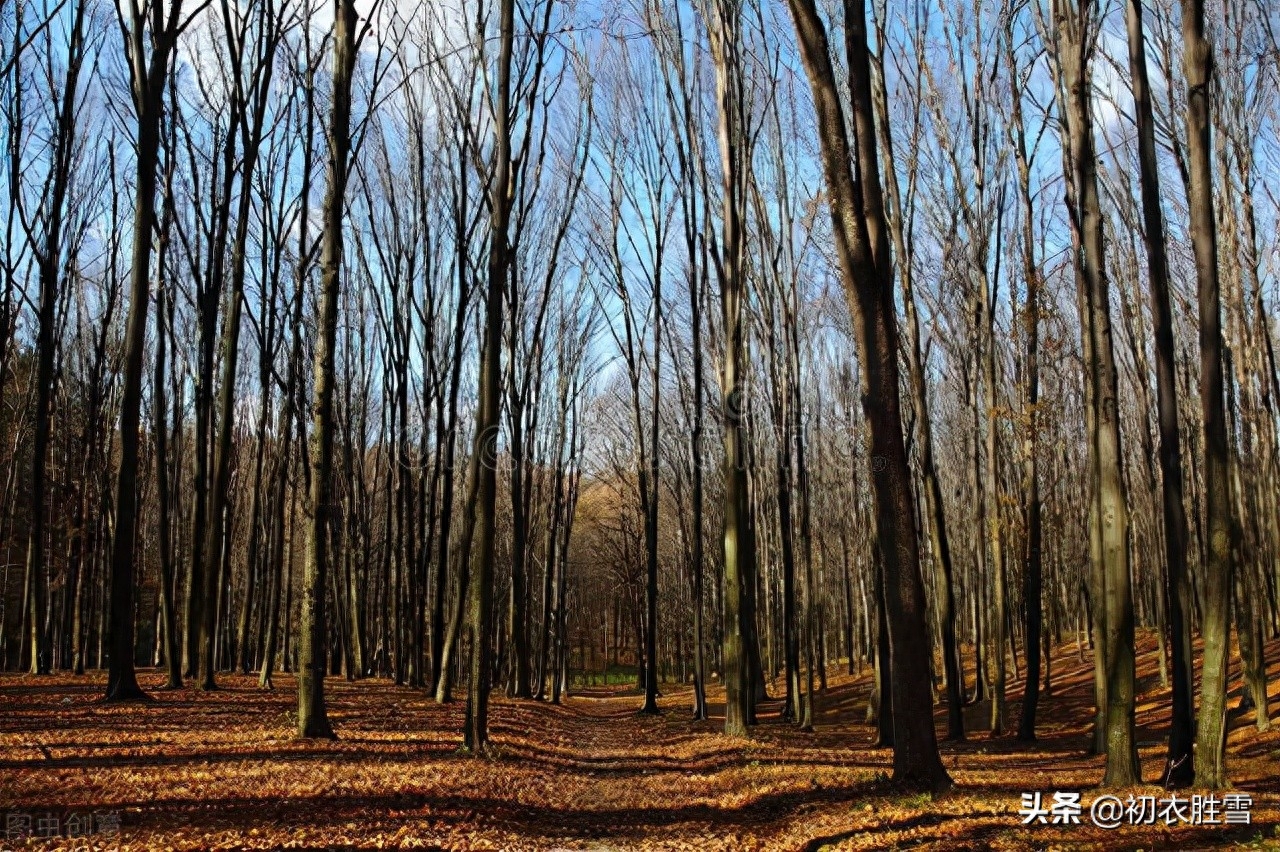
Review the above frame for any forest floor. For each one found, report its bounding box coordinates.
[2,633,1280,851]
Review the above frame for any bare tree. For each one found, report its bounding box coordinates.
[1184,0,1236,790]
[17,0,91,675]
[707,0,758,739]
[1001,1,1045,742]
[1123,0,1195,787]
[782,0,950,792]
[297,0,367,739]
[106,0,201,704]
[872,0,964,741]
[463,0,516,752]
[1047,0,1139,785]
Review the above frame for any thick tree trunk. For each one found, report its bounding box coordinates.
[709,0,754,738]
[783,0,950,794]
[873,113,964,739]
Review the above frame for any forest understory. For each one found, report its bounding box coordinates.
[3,632,1279,852]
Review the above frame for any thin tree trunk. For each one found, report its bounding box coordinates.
[1052,0,1139,785]
[430,141,470,695]
[1005,18,1042,742]
[463,0,514,751]
[1124,0,1194,786]
[106,0,186,703]
[153,253,182,690]
[1183,0,1234,791]
[297,0,359,740]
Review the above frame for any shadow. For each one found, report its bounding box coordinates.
[107,779,880,842]
[3,633,1279,849]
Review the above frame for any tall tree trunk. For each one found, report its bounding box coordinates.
[783,0,951,794]
[640,266,662,716]
[1124,0,1195,787]
[657,0,709,721]
[709,0,753,738]
[199,229,245,690]
[154,256,182,690]
[550,401,580,705]
[430,141,470,695]
[688,268,709,719]
[1005,18,1042,742]
[1184,0,1234,790]
[869,11,963,740]
[106,0,186,703]
[436,442,479,703]
[24,0,89,676]
[463,0,514,751]
[1052,0,1139,785]
[535,420,565,700]
[507,390,530,699]
[237,391,269,675]
[982,232,1007,737]
[297,0,359,740]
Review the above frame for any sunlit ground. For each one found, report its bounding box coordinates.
[2,633,1279,850]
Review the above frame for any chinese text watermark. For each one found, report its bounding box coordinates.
[1017,791,1252,829]
[4,809,120,849]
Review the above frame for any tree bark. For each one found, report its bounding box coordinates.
[1004,18,1042,743]
[869,9,964,740]
[463,0,514,752]
[783,0,950,793]
[1184,0,1234,790]
[297,0,359,740]
[1051,0,1139,785]
[106,0,186,703]
[1124,0,1195,787]
[708,0,754,739]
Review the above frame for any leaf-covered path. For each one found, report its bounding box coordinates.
[2,635,1279,850]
